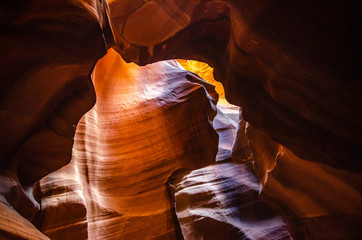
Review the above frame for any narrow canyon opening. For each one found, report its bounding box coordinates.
[1,1,361,240]
[177,59,241,161]
[35,50,290,239]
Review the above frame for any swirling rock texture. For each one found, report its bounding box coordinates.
[107,0,362,238]
[233,123,362,239]
[36,49,219,239]
[1,0,362,239]
[109,0,362,170]
[169,162,292,240]
[0,0,110,239]
[35,164,88,239]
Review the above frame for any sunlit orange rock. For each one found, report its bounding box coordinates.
[110,0,362,172]
[0,0,361,239]
[0,0,109,238]
[178,60,226,101]
[38,49,218,239]
[177,60,241,161]
[107,2,362,237]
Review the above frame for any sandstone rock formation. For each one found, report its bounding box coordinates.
[37,49,219,239]
[36,164,87,239]
[0,1,110,238]
[106,1,362,237]
[234,123,362,239]
[169,162,293,240]
[0,0,110,229]
[109,0,362,172]
[1,0,361,239]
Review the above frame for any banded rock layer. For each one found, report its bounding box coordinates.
[38,49,219,239]
[109,0,362,171]
[169,162,292,240]
[0,0,109,238]
[106,1,362,237]
[0,0,361,239]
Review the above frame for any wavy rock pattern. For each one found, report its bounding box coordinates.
[262,147,362,239]
[0,0,108,186]
[38,49,218,239]
[36,164,88,239]
[0,0,361,239]
[213,102,240,161]
[110,0,362,171]
[0,194,49,240]
[0,0,109,238]
[107,1,362,237]
[169,162,292,240]
[235,123,362,238]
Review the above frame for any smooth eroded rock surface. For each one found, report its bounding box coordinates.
[0,0,110,237]
[1,0,361,239]
[38,49,219,239]
[169,162,292,240]
[110,0,362,172]
[235,123,362,239]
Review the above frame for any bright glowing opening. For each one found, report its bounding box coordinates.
[177,60,228,104]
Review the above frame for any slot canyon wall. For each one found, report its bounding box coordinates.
[1,0,361,239]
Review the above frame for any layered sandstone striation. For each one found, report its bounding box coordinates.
[169,162,293,240]
[38,49,219,239]
[233,122,362,238]
[106,1,362,237]
[0,0,110,238]
[0,0,361,239]
[109,0,362,171]
[36,164,88,239]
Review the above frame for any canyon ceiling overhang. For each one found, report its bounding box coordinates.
[0,0,361,239]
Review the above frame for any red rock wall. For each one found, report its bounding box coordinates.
[0,1,109,238]
[105,2,362,236]
[233,123,362,238]
[109,0,362,172]
[1,0,361,239]
[169,162,293,240]
[38,49,219,239]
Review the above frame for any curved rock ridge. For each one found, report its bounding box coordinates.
[262,146,362,239]
[169,162,293,240]
[37,49,219,239]
[0,0,361,239]
[213,102,240,161]
[231,122,362,239]
[0,0,109,186]
[105,2,362,236]
[36,163,88,239]
[177,60,226,101]
[0,0,110,238]
[109,0,362,172]
[0,192,49,240]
